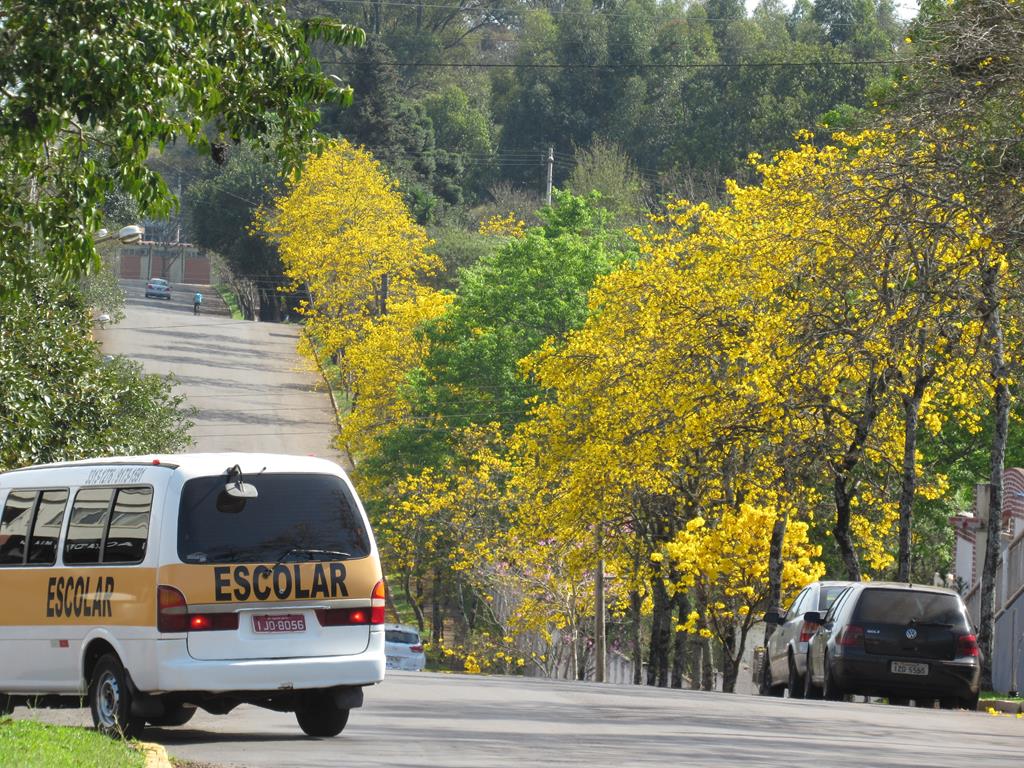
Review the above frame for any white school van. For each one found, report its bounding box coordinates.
[0,453,385,737]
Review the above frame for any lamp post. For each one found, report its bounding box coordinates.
[94,225,144,245]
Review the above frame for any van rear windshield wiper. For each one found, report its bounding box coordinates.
[277,547,352,563]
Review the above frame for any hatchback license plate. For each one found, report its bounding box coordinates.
[891,661,928,676]
[253,614,306,633]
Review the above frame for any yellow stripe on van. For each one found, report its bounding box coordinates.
[158,558,382,605]
[0,568,156,626]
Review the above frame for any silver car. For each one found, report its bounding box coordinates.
[145,277,171,299]
[762,580,853,697]
[384,623,426,671]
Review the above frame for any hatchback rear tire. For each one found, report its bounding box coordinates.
[822,654,844,702]
[803,656,822,700]
[763,659,785,697]
[296,695,350,737]
[959,693,980,711]
[787,654,805,699]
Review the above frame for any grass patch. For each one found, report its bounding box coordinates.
[213,284,243,320]
[981,690,1024,701]
[0,718,144,768]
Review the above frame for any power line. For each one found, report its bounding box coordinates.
[315,0,878,26]
[339,57,905,70]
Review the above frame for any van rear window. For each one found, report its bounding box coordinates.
[177,473,371,564]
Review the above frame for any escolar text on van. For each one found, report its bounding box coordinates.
[0,453,386,738]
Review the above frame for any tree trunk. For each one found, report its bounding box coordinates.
[721,624,738,693]
[700,634,714,691]
[630,589,643,685]
[689,635,702,689]
[764,509,787,645]
[979,260,1008,690]
[431,567,444,643]
[671,590,690,688]
[403,572,426,632]
[832,476,862,582]
[647,573,671,687]
[897,388,925,582]
[829,372,886,582]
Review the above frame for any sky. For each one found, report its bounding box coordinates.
[745,0,920,21]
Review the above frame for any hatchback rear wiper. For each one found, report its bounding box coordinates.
[908,620,954,628]
[277,547,352,563]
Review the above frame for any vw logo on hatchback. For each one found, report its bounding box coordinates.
[905,627,918,640]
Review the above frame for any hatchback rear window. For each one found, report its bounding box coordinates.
[854,589,964,625]
[177,473,370,563]
[386,630,421,644]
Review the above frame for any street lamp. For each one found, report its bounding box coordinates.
[94,225,144,245]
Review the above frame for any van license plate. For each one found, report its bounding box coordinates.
[891,661,928,676]
[253,614,306,633]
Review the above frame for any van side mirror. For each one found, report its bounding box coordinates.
[763,609,784,625]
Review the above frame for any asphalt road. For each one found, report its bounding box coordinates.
[13,672,1022,767]
[96,283,342,462]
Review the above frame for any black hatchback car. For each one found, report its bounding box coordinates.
[803,582,980,709]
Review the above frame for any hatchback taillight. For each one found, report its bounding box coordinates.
[410,644,424,653]
[799,621,819,643]
[836,624,865,647]
[957,633,980,657]
[157,585,238,632]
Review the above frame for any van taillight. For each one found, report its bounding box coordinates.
[836,625,865,647]
[371,579,386,624]
[189,613,240,631]
[957,634,980,657]
[158,585,239,633]
[316,607,369,626]
[157,585,188,633]
[315,580,387,627]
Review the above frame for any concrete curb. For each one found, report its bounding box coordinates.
[137,741,173,768]
[978,699,1023,714]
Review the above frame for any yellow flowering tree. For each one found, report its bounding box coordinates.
[665,504,824,692]
[339,289,453,466]
[258,139,439,398]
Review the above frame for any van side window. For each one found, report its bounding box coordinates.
[64,488,113,565]
[27,490,69,565]
[104,487,152,563]
[0,490,37,565]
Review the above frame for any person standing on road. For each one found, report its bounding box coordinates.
[193,291,203,315]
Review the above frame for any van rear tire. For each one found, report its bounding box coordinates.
[148,704,196,727]
[89,654,145,739]
[295,695,350,737]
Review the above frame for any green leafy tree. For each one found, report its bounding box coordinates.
[183,142,288,321]
[0,282,193,469]
[0,0,363,292]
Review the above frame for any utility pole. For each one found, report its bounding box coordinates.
[175,176,182,244]
[595,527,606,682]
[545,146,554,206]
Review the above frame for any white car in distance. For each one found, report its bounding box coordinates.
[385,623,426,671]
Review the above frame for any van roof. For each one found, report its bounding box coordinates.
[0,453,344,479]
